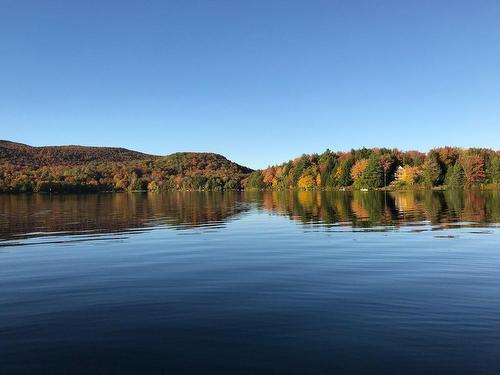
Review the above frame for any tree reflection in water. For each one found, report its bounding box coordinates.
[0,190,498,244]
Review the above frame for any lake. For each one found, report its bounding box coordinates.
[1,190,499,374]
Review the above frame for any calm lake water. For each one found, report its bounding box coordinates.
[1,191,500,374]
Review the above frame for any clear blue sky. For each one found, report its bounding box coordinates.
[1,0,499,169]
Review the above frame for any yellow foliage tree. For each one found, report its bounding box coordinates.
[298,175,315,190]
[114,178,127,190]
[395,166,420,185]
[271,177,279,188]
[147,180,159,191]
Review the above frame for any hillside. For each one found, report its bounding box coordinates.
[159,152,253,175]
[0,140,157,166]
[0,141,252,193]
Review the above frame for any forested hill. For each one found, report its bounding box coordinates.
[0,141,252,193]
[0,140,157,166]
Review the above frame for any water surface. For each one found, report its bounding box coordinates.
[1,191,499,374]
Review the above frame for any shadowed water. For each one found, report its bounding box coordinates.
[1,191,499,374]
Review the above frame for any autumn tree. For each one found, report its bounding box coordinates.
[262,167,275,186]
[379,154,394,186]
[395,166,420,185]
[351,159,368,181]
[437,147,461,169]
[298,175,315,190]
[147,180,160,191]
[402,151,425,167]
[461,154,485,187]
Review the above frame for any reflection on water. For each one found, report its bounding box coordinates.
[1,190,498,245]
[251,190,500,229]
[0,192,249,244]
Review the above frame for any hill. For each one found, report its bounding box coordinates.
[0,141,252,193]
[159,152,252,175]
[0,140,157,166]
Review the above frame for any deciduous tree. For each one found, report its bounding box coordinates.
[461,154,485,187]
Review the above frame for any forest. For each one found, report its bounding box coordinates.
[244,147,500,191]
[0,141,251,193]
[1,141,499,193]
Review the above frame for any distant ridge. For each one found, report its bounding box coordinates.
[0,140,157,167]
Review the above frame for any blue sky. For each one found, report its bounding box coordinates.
[1,0,499,169]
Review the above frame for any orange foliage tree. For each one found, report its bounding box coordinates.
[461,154,486,187]
[351,159,368,181]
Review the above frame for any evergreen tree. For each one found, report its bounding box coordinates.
[421,155,442,186]
[359,155,383,188]
[336,158,355,187]
[488,155,500,184]
[445,164,464,188]
[245,171,266,190]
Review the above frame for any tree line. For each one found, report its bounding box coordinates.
[0,152,251,193]
[244,147,500,190]
[2,142,499,193]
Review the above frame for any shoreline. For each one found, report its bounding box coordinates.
[1,185,499,195]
